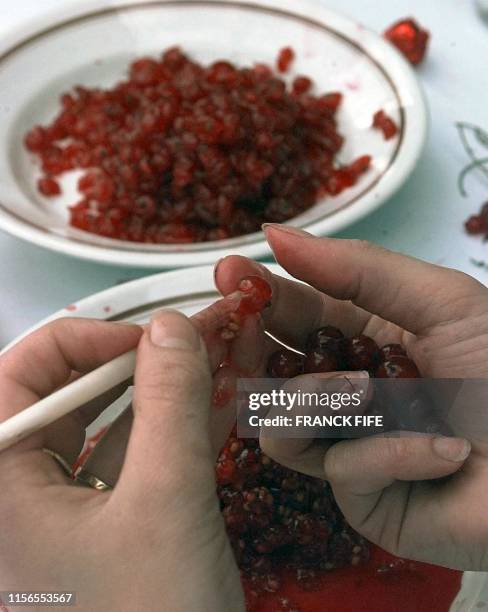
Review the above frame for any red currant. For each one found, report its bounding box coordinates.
[372,110,398,140]
[267,349,304,378]
[375,355,420,378]
[237,276,272,315]
[379,343,407,361]
[277,47,295,73]
[304,348,340,374]
[306,325,344,352]
[384,18,430,66]
[37,176,61,197]
[344,335,380,371]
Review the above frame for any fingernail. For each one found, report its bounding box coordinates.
[150,309,200,351]
[309,371,369,395]
[337,371,369,394]
[262,223,312,238]
[213,257,226,286]
[432,437,471,462]
[311,371,369,382]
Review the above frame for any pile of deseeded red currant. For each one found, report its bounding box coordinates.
[24,46,371,244]
[217,432,369,605]
[217,325,420,607]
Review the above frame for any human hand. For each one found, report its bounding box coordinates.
[215,223,488,571]
[0,313,246,611]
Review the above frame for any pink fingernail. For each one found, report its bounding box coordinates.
[432,437,471,462]
[262,223,312,238]
[150,310,200,351]
[214,257,226,287]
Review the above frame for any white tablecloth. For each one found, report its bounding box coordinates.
[0,0,487,347]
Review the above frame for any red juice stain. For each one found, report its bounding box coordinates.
[245,545,462,612]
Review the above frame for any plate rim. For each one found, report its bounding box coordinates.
[0,0,427,268]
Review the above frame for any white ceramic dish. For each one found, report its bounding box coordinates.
[0,0,427,268]
[3,264,488,608]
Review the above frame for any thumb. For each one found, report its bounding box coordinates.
[116,310,214,503]
[323,434,471,544]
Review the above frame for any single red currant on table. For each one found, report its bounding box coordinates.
[37,176,61,197]
[465,202,488,236]
[384,18,430,65]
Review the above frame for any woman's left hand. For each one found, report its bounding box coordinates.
[0,313,246,611]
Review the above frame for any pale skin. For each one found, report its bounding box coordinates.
[0,313,250,612]
[1,224,488,611]
[216,224,488,571]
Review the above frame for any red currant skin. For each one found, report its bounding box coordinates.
[304,348,340,374]
[379,343,407,361]
[306,325,344,350]
[267,349,305,378]
[376,355,420,378]
[344,335,380,371]
[237,276,272,315]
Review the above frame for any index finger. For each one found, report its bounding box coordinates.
[0,318,142,457]
[264,225,487,334]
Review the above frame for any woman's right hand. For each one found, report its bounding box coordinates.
[215,224,488,571]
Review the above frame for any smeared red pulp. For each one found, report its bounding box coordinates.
[244,546,461,612]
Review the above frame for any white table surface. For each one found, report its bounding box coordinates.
[0,0,487,348]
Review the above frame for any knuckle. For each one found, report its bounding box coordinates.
[138,355,211,404]
[348,238,375,256]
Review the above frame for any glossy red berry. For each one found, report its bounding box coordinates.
[384,18,430,66]
[344,335,380,371]
[304,348,340,374]
[237,276,272,315]
[375,355,420,378]
[379,343,407,361]
[267,349,305,378]
[24,126,48,152]
[277,47,295,73]
[37,176,61,197]
[348,155,372,177]
[306,325,344,351]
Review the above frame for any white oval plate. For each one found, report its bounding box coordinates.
[4,263,488,608]
[0,0,427,268]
